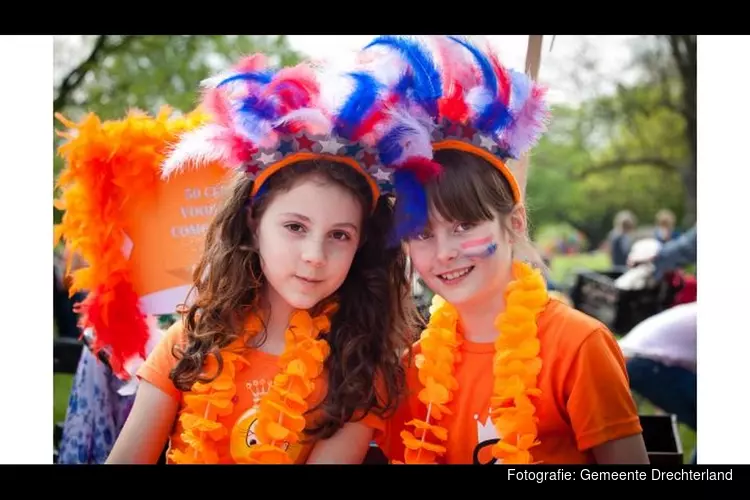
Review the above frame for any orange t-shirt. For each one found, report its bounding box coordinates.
[377,298,642,464]
[137,320,384,464]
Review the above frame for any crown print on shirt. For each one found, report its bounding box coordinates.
[229,378,303,463]
[473,410,502,465]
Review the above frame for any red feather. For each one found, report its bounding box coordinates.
[401,156,442,183]
[266,65,320,113]
[202,87,232,128]
[352,93,400,141]
[439,83,469,123]
[77,278,150,379]
[488,51,511,106]
[432,37,471,123]
[210,130,257,165]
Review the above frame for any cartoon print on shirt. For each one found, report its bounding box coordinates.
[229,378,299,462]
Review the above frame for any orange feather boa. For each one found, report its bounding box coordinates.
[54,106,208,378]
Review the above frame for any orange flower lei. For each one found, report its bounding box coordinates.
[398,260,549,464]
[170,302,337,464]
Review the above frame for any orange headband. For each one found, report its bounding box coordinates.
[249,152,381,212]
[247,142,521,213]
[432,139,522,204]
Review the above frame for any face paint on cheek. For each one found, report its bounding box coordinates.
[460,236,498,259]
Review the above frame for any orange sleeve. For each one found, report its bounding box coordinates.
[354,352,415,457]
[136,320,187,402]
[354,369,391,439]
[373,396,411,461]
[564,327,643,451]
[373,349,419,461]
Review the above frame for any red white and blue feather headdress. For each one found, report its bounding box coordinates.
[162,53,410,212]
[162,37,549,243]
[349,35,551,240]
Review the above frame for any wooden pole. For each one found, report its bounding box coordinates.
[516,35,544,197]
[525,35,544,81]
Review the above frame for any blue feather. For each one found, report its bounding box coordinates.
[217,71,274,88]
[274,80,309,109]
[377,124,415,165]
[447,36,498,97]
[394,72,414,101]
[334,72,382,140]
[239,94,277,122]
[366,36,442,117]
[235,113,269,142]
[390,168,429,245]
[475,100,512,135]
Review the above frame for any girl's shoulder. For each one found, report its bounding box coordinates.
[537,298,619,359]
[540,296,606,327]
[158,318,189,349]
[405,298,616,363]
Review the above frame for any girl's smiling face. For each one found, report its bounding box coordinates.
[255,174,363,311]
[407,210,518,308]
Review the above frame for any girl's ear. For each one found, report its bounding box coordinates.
[246,204,260,246]
[508,204,528,241]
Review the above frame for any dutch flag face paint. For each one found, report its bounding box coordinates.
[460,236,498,259]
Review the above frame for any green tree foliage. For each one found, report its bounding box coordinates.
[528,93,687,245]
[526,36,694,245]
[54,35,301,120]
[53,35,301,224]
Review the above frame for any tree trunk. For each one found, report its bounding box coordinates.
[667,35,697,227]
[682,116,697,227]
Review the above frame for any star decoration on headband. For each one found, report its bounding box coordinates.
[240,131,398,192]
[431,118,513,162]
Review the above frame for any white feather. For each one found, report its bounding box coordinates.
[233,113,272,146]
[200,71,232,89]
[466,87,492,117]
[431,35,483,90]
[508,69,531,115]
[318,67,357,116]
[274,109,333,136]
[161,124,228,179]
[386,106,435,163]
[357,48,408,89]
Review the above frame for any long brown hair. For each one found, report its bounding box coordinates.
[170,159,417,440]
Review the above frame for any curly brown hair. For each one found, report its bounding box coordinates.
[170,159,418,440]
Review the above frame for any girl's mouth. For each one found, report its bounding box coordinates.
[436,266,474,284]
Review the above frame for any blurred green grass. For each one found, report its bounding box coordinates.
[549,250,611,286]
[54,374,73,424]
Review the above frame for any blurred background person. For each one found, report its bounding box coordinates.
[619,226,697,463]
[607,210,638,268]
[654,208,679,244]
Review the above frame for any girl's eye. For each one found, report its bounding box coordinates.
[285,223,305,233]
[413,230,432,241]
[456,222,476,233]
[331,231,351,241]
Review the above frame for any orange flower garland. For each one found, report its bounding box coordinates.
[398,260,549,464]
[170,302,337,464]
[53,106,210,378]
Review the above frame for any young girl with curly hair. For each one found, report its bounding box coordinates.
[106,53,421,464]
